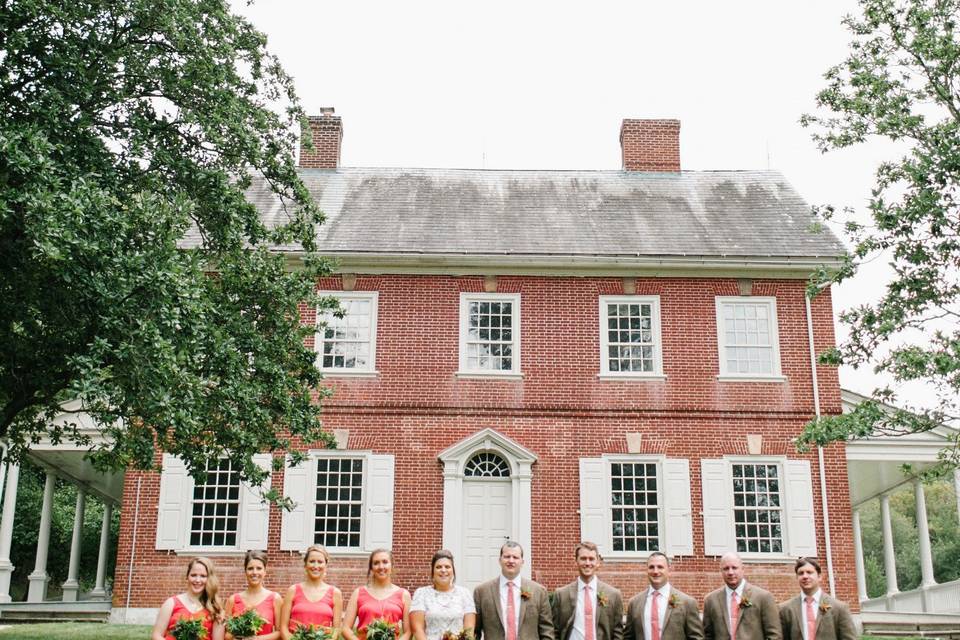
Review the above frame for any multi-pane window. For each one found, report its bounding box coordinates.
[599,296,662,375]
[314,457,364,549]
[610,461,660,553]
[464,452,511,477]
[716,298,781,377]
[459,294,520,374]
[190,459,240,547]
[317,293,378,372]
[732,463,783,554]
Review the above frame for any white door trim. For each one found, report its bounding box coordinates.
[438,428,537,579]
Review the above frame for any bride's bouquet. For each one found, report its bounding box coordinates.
[225,608,267,639]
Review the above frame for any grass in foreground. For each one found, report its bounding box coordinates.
[0,623,152,639]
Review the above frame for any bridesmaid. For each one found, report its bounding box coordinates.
[151,556,225,640]
[410,550,475,640]
[226,550,282,640]
[342,549,411,640]
[280,545,343,639]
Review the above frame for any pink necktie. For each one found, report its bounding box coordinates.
[650,591,661,640]
[729,592,739,640]
[584,585,595,640]
[805,596,816,640]
[506,581,518,640]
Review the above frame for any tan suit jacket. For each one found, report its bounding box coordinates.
[474,577,555,640]
[551,580,624,640]
[703,583,781,640]
[623,586,703,640]
[778,595,856,640]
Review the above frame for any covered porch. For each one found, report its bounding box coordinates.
[0,403,123,621]
[844,390,960,616]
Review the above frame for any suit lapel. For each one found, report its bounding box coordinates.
[716,591,730,639]
[636,591,649,640]
[660,589,673,631]
[492,581,505,631]
[790,596,803,640]
[566,585,578,638]
[814,596,829,639]
[517,579,528,630]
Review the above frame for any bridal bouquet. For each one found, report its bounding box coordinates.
[226,608,267,639]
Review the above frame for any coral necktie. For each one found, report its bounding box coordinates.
[650,591,661,640]
[729,592,739,640]
[805,596,816,640]
[506,581,518,640]
[584,585,595,640]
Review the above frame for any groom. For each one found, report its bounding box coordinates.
[474,541,555,640]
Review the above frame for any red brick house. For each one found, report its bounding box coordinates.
[110,110,857,623]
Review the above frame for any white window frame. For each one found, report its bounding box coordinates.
[598,295,665,379]
[715,296,785,381]
[155,454,272,553]
[457,292,522,378]
[280,450,395,555]
[316,291,379,376]
[579,455,693,560]
[701,456,817,561]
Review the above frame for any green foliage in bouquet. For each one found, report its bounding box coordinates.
[226,608,267,638]
[171,617,207,640]
[365,619,399,640]
[442,629,475,640]
[291,624,335,640]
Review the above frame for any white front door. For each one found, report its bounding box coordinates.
[461,479,512,588]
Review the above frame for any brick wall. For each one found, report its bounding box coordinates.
[112,274,855,610]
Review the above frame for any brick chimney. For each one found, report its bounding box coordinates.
[620,119,680,172]
[299,107,343,168]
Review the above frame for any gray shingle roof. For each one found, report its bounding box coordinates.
[240,167,845,261]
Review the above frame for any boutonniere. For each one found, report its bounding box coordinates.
[668,593,680,609]
[818,601,831,614]
[597,591,609,607]
[739,594,753,610]
[520,587,532,600]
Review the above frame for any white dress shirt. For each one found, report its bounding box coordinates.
[643,584,671,640]
[800,589,822,640]
[570,577,598,640]
[499,575,522,632]
[724,581,746,621]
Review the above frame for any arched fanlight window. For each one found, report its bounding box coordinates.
[464,451,511,477]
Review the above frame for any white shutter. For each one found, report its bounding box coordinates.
[364,454,394,550]
[701,459,734,555]
[156,454,193,550]
[662,458,693,556]
[579,458,608,555]
[280,456,313,551]
[784,459,818,556]
[238,454,272,550]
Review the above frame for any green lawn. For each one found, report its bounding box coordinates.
[0,623,151,639]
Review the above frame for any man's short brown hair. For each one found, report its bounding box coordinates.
[795,557,822,575]
[575,541,601,560]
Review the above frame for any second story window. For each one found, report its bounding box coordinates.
[599,296,663,377]
[317,292,379,374]
[458,293,521,376]
[715,297,782,379]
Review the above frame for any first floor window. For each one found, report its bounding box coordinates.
[189,459,241,547]
[731,462,783,554]
[610,461,660,552]
[314,457,364,548]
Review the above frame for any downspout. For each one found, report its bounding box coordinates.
[123,475,143,622]
[805,294,836,595]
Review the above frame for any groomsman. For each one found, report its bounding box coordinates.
[623,551,703,640]
[552,542,624,640]
[703,552,781,640]
[779,558,856,640]
[474,541,555,640]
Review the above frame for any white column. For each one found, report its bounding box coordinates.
[914,480,937,588]
[89,502,112,600]
[61,489,86,601]
[0,462,20,603]
[27,472,56,602]
[880,493,899,598]
[954,469,960,526]
[852,507,868,602]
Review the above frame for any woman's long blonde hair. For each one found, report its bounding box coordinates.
[187,556,224,620]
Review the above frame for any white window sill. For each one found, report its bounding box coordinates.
[455,371,524,380]
[320,370,380,378]
[736,553,797,564]
[175,548,245,557]
[597,373,667,381]
[716,375,786,383]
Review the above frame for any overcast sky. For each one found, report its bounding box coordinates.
[235,0,915,403]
